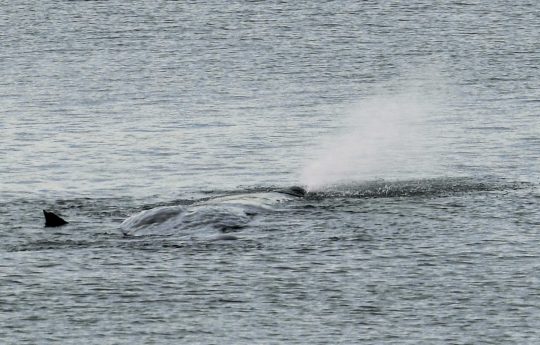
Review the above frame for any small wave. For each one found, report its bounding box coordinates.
[6,239,112,253]
[7,236,260,253]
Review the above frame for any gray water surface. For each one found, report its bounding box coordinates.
[1,1,540,344]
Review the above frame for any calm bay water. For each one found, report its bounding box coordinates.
[1,1,540,344]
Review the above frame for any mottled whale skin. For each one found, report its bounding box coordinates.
[121,186,306,236]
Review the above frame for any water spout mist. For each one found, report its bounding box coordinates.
[301,90,442,190]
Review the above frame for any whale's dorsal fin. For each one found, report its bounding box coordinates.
[43,210,68,227]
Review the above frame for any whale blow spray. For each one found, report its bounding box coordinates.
[300,91,441,190]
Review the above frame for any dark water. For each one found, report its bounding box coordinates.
[2,1,540,344]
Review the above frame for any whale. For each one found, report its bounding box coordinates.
[121,186,307,236]
[43,210,68,227]
[42,186,307,235]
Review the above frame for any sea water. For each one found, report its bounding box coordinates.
[1,1,540,344]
